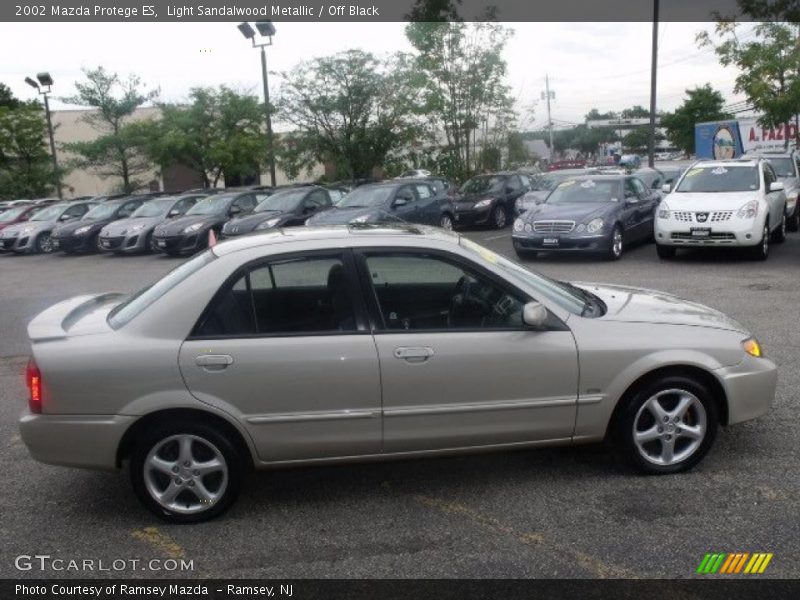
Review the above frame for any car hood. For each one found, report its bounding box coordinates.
[662,192,759,212]
[101,216,162,236]
[1,220,51,236]
[307,206,383,225]
[222,211,286,234]
[155,214,221,235]
[521,201,614,223]
[574,282,748,333]
[53,218,111,236]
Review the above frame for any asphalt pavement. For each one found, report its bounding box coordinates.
[1,232,798,578]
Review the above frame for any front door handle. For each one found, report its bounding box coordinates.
[195,354,234,370]
[394,346,434,362]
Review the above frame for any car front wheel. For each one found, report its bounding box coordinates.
[131,421,244,523]
[751,222,770,260]
[772,213,786,243]
[35,232,54,254]
[490,205,508,229]
[604,225,624,260]
[439,213,454,231]
[617,375,718,474]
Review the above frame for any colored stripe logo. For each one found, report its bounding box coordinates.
[696,552,773,574]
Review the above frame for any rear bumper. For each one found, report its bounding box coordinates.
[716,354,777,425]
[19,412,136,470]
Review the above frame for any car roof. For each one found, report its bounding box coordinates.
[558,174,625,182]
[692,159,760,167]
[211,224,460,257]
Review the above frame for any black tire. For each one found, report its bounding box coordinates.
[438,213,454,231]
[130,420,244,523]
[750,221,770,261]
[34,231,54,254]
[656,244,676,259]
[615,375,719,475]
[490,205,508,229]
[604,224,624,260]
[788,205,800,232]
[772,213,786,243]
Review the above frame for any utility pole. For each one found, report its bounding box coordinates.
[260,46,277,187]
[542,75,555,161]
[648,0,659,168]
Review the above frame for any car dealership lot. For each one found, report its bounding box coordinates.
[1,233,799,578]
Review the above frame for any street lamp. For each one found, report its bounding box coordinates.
[238,21,277,187]
[25,72,62,199]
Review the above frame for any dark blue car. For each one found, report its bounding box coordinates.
[305,180,455,230]
[511,174,659,260]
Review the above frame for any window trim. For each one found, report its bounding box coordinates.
[352,246,567,334]
[187,248,371,341]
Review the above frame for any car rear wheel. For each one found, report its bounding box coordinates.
[438,214,454,231]
[604,225,623,260]
[772,213,786,243]
[656,244,676,259]
[131,422,244,523]
[616,375,718,474]
[35,232,54,254]
[750,222,770,261]
[491,205,508,229]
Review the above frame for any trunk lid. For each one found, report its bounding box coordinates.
[28,293,125,342]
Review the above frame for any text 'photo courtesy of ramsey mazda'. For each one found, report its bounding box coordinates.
[19,225,776,523]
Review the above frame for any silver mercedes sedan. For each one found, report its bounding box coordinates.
[19,225,777,522]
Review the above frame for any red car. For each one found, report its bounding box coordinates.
[0,204,41,232]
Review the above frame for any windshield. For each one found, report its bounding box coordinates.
[763,157,795,178]
[108,250,216,329]
[460,238,587,315]
[187,195,233,216]
[30,204,66,221]
[676,166,759,193]
[547,179,620,204]
[0,206,28,221]
[255,190,306,212]
[338,186,393,209]
[460,175,505,194]
[84,203,119,220]
[131,198,173,218]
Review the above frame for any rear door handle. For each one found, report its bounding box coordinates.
[394,346,434,362]
[195,354,234,370]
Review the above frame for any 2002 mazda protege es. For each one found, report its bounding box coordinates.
[19,225,777,522]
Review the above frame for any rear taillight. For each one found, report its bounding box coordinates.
[26,357,42,414]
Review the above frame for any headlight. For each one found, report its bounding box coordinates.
[350,214,373,224]
[474,199,493,209]
[742,337,763,358]
[183,222,204,234]
[129,223,145,232]
[74,226,92,235]
[513,219,524,232]
[737,200,758,219]
[256,218,281,230]
[21,226,34,234]
[586,218,604,233]
[658,209,671,219]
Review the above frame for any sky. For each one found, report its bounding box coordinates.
[0,21,749,131]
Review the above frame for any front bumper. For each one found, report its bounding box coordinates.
[1,233,34,253]
[52,233,97,253]
[98,233,147,254]
[152,232,204,255]
[715,354,777,425]
[655,218,763,247]
[512,231,612,253]
[453,203,493,227]
[19,412,136,471]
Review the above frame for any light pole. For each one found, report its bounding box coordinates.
[25,72,62,199]
[648,0,660,168]
[238,21,277,188]
[542,75,555,162]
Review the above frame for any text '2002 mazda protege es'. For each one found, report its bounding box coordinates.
[19,225,776,522]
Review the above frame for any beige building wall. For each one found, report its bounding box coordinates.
[53,107,321,197]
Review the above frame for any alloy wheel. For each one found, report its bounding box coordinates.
[143,434,228,515]
[37,233,54,254]
[612,227,623,258]
[632,388,707,466]
[493,206,507,229]
[439,215,453,231]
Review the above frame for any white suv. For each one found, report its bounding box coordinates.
[655,159,787,260]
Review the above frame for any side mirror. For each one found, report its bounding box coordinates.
[59,214,72,221]
[661,184,671,194]
[523,302,548,328]
[624,194,639,204]
[167,209,180,217]
[393,197,409,207]
[302,204,315,214]
[229,205,242,215]
[769,181,784,192]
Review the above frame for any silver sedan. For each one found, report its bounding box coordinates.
[19,225,777,522]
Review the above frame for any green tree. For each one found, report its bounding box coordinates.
[276,50,419,180]
[405,20,515,179]
[506,131,529,166]
[699,19,800,144]
[620,105,651,119]
[134,86,267,188]
[61,66,158,192]
[0,83,22,110]
[585,108,618,121]
[623,127,663,154]
[0,103,56,199]
[661,84,731,154]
